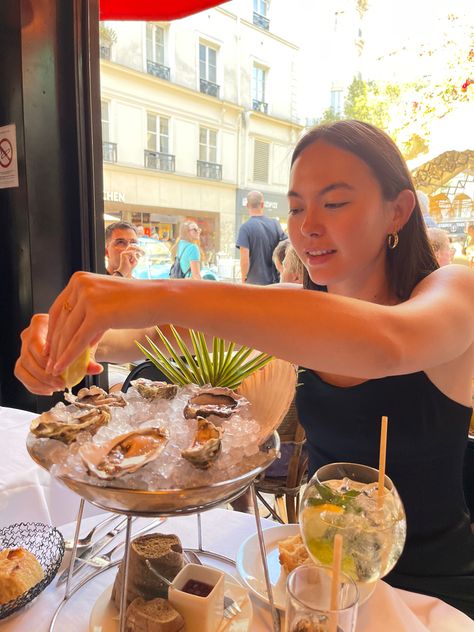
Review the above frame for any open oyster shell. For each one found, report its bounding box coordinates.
[79,427,169,480]
[131,378,178,401]
[181,417,223,470]
[237,358,297,445]
[64,385,127,409]
[183,386,245,420]
[30,404,111,444]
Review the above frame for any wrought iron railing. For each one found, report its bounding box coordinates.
[144,150,175,172]
[102,142,117,163]
[146,60,171,81]
[197,160,222,180]
[253,12,270,30]
[200,78,220,98]
[252,99,268,114]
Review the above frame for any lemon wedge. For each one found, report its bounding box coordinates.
[61,347,91,389]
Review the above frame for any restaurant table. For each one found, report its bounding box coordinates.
[0,406,103,527]
[1,406,474,631]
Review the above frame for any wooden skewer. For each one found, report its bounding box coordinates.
[329,534,343,632]
[378,415,388,508]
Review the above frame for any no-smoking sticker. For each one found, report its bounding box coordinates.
[0,139,13,168]
[0,123,19,189]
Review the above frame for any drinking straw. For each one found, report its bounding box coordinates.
[378,415,388,507]
[329,534,343,632]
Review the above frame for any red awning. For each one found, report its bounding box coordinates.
[100,0,228,21]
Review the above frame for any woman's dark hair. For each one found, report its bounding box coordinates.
[291,120,438,300]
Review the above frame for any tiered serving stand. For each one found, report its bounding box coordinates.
[27,432,282,632]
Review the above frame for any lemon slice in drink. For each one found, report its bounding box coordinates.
[61,347,91,389]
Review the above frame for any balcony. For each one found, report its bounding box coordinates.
[200,78,220,98]
[197,160,222,180]
[252,99,268,114]
[146,60,171,81]
[144,150,175,172]
[253,12,270,30]
[103,142,117,163]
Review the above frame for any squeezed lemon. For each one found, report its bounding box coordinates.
[61,347,91,389]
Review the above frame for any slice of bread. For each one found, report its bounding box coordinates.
[0,548,45,604]
[278,534,310,574]
[126,597,185,632]
[112,533,184,609]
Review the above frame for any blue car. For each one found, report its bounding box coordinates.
[133,237,219,281]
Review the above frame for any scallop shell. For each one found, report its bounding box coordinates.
[181,417,223,469]
[130,379,178,401]
[79,427,169,480]
[64,385,127,409]
[237,358,297,444]
[30,405,111,444]
[183,386,246,420]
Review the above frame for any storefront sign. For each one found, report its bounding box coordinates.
[103,190,125,202]
[235,188,288,224]
[0,123,19,189]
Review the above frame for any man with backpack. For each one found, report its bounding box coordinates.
[236,190,287,285]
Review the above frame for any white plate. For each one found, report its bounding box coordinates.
[236,523,377,611]
[89,572,252,632]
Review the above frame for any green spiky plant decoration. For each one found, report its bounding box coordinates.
[136,325,273,390]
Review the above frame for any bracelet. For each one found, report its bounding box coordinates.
[113,271,124,277]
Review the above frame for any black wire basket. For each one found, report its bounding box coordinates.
[0,522,65,620]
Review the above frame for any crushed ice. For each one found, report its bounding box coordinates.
[42,382,268,490]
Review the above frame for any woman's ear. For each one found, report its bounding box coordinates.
[391,189,416,232]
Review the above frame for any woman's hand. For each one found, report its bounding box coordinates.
[45,271,153,377]
[14,313,102,395]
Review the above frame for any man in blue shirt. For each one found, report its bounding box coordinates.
[236,191,287,285]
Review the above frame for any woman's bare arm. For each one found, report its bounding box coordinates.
[46,265,473,382]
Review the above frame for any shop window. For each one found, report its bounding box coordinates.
[199,43,219,97]
[253,139,270,183]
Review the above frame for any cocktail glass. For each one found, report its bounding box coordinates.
[299,463,406,590]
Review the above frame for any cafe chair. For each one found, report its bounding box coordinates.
[121,360,171,392]
[253,399,308,525]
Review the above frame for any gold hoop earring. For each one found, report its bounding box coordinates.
[387,232,399,250]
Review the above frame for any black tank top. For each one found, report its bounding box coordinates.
[296,369,474,617]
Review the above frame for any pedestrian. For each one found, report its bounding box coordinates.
[105,221,144,278]
[169,220,202,280]
[236,191,287,284]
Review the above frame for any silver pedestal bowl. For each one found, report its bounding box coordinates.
[26,431,280,516]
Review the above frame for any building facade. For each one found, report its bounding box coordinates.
[100,0,304,260]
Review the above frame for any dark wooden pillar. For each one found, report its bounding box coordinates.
[0,0,105,411]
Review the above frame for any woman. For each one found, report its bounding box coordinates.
[170,220,202,280]
[15,121,474,616]
[427,227,454,267]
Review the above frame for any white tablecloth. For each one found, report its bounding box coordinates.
[1,407,473,631]
[0,406,104,527]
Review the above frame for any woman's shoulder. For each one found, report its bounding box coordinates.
[410,264,474,299]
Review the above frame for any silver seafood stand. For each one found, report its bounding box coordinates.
[27,431,283,632]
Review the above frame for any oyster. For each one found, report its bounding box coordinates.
[183,387,245,420]
[64,385,127,409]
[30,404,111,444]
[79,427,169,480]
[181,417,223,469]
[131,378,178,401]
